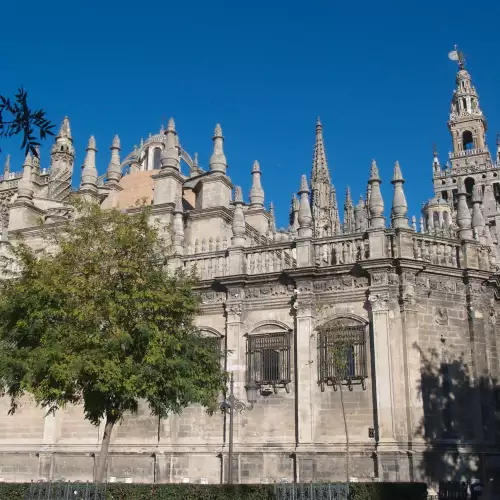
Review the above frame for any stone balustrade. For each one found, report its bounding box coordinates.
[412,234,461,267]
[244,242,296,275]
[183,251,229,280]
[313,234,369,267]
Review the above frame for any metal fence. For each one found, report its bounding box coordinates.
[25,482,107,500]
[274,483,349,500]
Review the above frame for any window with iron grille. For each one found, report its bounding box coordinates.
[247,332,291,390]
[317,322,367,391]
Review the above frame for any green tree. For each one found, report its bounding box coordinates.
[0,200,226,482]
[0,88,54,156]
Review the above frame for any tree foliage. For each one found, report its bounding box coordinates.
[0,88,54,156]
[0,200,226,481]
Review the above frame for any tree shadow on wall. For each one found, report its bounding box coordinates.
[414,341,500,486]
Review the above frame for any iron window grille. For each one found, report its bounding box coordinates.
[318,323,367,391]
[247,332,291,393]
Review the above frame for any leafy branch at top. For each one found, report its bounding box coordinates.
[0,88,55,157]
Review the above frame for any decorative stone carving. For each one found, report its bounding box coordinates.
[388,272,399,286]
[368,292,390,311]
[401,283,417,308]
[433,307,449,325]
[370,271,388,286]
[198,291,225,304]
[225,302,243,319]
[245,284,293,299]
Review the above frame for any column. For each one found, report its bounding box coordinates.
[368,291,396,444]
[399,269,424,480]
[224,286,245,482]
[294,281,315,445]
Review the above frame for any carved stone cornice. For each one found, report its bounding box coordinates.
[224,301,243,322]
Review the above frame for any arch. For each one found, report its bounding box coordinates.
[246,319,292,336]
[465,177,475,196]
[153,147,162,170]
[316,312,368,331]
[462,130,474,151]
[197,326,224,338]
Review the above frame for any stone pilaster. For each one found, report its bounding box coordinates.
[367,285,396,445]
[293,280,315,445]
[398,267,424,480]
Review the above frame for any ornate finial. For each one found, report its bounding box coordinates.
[3,154,11,174]
[23,152,32,166]
[433,143,438,157]
[370,159,380,180]
[299,174,309,193]
[193,152,199,167]
[167,118,176,132]
[87,136,97,150]
[112,135,120,149]
[214,123,223,138]
[252,160,261,173]
[234,186,243,203]
[392,161,403,182]
[496,133,500,147]
[316,116,322,131]
[448,45,465,69]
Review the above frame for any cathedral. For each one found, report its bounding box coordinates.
[0,54,499,486]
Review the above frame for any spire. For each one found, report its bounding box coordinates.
[209,123,227,174]
[80,136,98,196]
[231,186,245,246]
[368,160,385,229]
[3,154,10,177]
[172,196,185,255]
[310,118,334,237]
[189,152,202,177]
[330,185,340,235]
[48,116,75,201]
[290,194,299,234]
[106,135,122,186]
[471,184,487,243]
[17,153,34,203]
[497,133,500,165]
[456,177,473,241]
[269,202,277,233]
[297,175,313,238]
[249,160,265,209]
[57,116,72,140]
[391,161,409,229]
[343,186,355,234]
[354,195,367,232]
[160,117,180,171]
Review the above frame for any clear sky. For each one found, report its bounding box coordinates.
[2,0,500,227]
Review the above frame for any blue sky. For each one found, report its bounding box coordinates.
[2,0,500,227]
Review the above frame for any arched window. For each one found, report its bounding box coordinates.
[246,321,292,393]
[465,177,475,197]
[433,212,440,228]
[153,148,162,170]
[197,327,224,358]
[317,316,368,391]
[462,131,474,151]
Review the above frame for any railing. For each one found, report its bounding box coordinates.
[313,234,369,267]
[245,243,296,275]
[183,251,228,280]
[412,234,461,268]
[274,483,349,500]
[25,482,106,500]
[449,147,487,159]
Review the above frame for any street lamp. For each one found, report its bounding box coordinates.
[220,372,259,484]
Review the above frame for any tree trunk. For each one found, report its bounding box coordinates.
[339,384,350,485]
[95,415,117,483]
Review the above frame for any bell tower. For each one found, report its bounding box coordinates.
[432,48,499,229]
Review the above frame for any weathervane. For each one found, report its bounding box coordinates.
[448,45,465,69]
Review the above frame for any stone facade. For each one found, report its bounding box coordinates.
[0,57,500,486]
